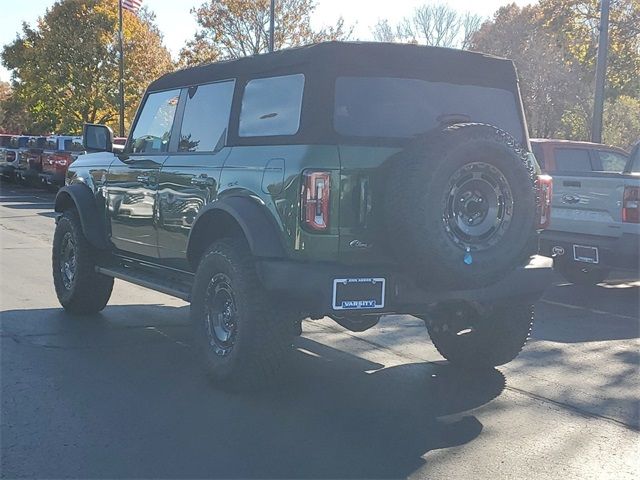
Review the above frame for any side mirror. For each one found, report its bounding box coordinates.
[83,123,114,152]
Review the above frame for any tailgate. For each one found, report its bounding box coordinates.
[550,172,626,237]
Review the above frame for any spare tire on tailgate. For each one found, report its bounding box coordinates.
[384,123,536,289]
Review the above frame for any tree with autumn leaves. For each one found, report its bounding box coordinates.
[1,0,173,134]
[178,0,350,66]
[471,0,640,149]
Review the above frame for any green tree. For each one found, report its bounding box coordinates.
[1,0,173,134]
[603,96,640,149]
[471,1,640,147]
[0,81,35,134]
[180,0,350,66]
[471,4,586,139]
[539,0,640,97]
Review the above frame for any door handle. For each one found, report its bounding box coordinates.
[191,175,215,187]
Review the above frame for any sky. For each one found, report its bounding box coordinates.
[0,0,534,82]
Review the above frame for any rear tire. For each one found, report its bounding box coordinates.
[426,302,534,368]
[555,259,609,286]
[52,209,114,314]
[190,238,293,390]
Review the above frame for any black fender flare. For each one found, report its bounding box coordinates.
[54,184,110,250]
[187,195,286,265]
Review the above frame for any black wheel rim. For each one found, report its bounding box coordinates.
[433,304,482,339]
[60,232,77,290]
[204,273,238,356]
[442,162,514,251]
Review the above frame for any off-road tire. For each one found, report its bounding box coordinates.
[52,209,114,314]
[384,123,537,289]
[555,259,609,286]
[426,302,534,368]
[190,238,293,390]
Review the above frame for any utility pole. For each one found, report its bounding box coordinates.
[269,0,275,53]
[591,0,610,144]
[118,0,125,137]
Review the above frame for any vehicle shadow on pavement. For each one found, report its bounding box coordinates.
[1,305,505,479]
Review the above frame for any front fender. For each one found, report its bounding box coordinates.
[55,183,110,250]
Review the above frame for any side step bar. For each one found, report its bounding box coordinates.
[96,266,191,301]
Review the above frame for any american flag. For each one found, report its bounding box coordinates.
[121,0,143,14]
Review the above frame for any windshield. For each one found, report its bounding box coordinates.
[334,76,524,144]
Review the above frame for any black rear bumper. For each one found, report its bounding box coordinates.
[539,230,639,272]
[256,255,553,315]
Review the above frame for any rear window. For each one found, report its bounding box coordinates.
[27,137,45,149]
[9,137,28,148]
[594,150,628,172]
[239,74,305,137]
[554,148,593,172]
[44,137,58,150]
[64,137,84,152]
[334,77,524,144]
[0,136,11,147]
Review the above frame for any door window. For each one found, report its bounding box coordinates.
[178,81,235,152]
[554,148,593,172]
[595,150,628,172]
[239,74,305,137]
[129,89,180,154]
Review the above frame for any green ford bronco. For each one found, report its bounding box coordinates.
[52,42,553,388]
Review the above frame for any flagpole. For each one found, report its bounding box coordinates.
[118,0,125,137]
[269,0,275,52]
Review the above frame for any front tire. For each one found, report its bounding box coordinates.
[425,302,534,368]
[190,238,293,390]
[52,209,114,314]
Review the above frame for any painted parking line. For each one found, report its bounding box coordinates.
[540,299,638,321]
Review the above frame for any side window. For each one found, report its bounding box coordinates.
[178,81,235,152]
[129,89,180,154]
[595,150,628,172]
[239,74,305,137]
[554,148,593,172]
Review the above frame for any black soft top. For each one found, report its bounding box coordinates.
[148,41,519,92]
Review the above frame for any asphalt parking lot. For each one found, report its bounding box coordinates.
[1,181,639,479]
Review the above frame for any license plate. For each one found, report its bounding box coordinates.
[573,245,599,264]
[332,278,385,310]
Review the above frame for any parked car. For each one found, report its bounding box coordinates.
[16,136,47,184]
[39,135,85,188]
[52,42,553,388]
[0,135,29,180]
[0,134,12,174]
[533,138,639,284]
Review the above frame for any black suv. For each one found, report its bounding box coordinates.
[52,42,553,388]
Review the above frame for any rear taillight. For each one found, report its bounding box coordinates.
[622,186,639,223]
[535,174,553,229]
[301,171,331,231]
